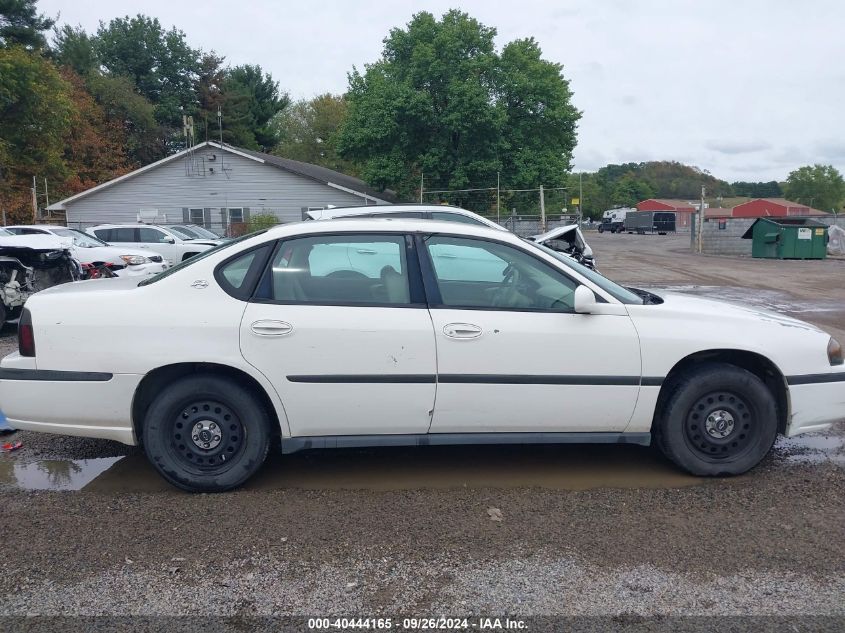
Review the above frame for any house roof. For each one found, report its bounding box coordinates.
[47,141,397,210]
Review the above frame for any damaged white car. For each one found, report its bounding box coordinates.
[0,232,80,328]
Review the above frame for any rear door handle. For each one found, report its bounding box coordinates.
[251,320,293,337]
[443,323,482,339]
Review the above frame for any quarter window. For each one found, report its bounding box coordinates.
[269,235,410,305]
[424,236,577,311]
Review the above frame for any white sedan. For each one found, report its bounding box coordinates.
[0,219,842,492]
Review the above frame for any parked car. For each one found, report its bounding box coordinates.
[305,204,505,230]
[1,218,842,492]
[165,224,229,241]
[86,224,220,266]
[0,233,80,328]
[5,225,168,277]
[310,205,596,268]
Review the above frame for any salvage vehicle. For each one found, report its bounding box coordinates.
[5,225,168,277]
[527,225,596,270]
[0,234,80,329]
[1,219,842,492]
[86,224,219,266]
[597,207,632,233]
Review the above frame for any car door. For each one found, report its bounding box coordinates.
[419,234,642,433]
[137,227,178,264]
[239,232,437,437]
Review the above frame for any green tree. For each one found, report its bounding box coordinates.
[611,174,655,207]
[51,23,97,75]
[0,0,54,50]
[273,94,358,173]
[338,10,580,208]
[0,46,74,221]
[784,164,845,211]
[85,73,162,165]
[95,15,200,129]
[220,64,288,149]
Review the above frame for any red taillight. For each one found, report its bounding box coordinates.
[19,308,35,357]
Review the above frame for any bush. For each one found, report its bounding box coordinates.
[248,214,280,232]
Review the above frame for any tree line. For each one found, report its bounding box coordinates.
[1,1,843,223]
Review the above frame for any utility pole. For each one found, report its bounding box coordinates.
[697,185,705,253]
[579,172,583,225]
[44,177,49,211]
[539,184,546,232]
[496,171,500,224]
[31,176,38,221]
[420,172,424,203]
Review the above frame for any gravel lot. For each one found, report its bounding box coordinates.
[0,233,843,624]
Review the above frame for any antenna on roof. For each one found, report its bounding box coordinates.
[217,105,224,172]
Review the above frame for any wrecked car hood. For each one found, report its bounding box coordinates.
[529,225,580,244]
[0,235,72,252]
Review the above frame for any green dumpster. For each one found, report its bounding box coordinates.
[741,217,828,259]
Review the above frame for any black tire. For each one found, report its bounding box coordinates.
[655,363,777,476]
[142,375,271,492]
[597,225,604,233]
[0,303,5,330]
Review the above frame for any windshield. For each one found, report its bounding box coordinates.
[138,230,267,286]
[52,228,107,247]
[167,226,198,239]
[185,225,220,239]
[0,228,11,236]
[529,240,644,305]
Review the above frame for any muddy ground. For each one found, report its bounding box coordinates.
[0,233,843,623]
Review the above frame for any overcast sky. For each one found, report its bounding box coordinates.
[40,0,845,182]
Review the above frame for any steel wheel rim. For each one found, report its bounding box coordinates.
[168,399,245,471]
[684,390,755,460]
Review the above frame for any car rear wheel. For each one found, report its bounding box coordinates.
[655,363,778,476]
[142,375,271,492]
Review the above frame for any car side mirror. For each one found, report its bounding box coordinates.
[163,236,175,244]
[573,285,598,314]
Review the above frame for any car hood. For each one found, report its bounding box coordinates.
[639,290,825,334]
[0,235,72,252]
[74,245,155,260]
[185,239,221,246]
[530,225,579,243]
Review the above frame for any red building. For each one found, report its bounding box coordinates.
[636,199,697,228]
[732,198,823,218]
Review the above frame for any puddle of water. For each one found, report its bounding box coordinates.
[775,433,845,466]
[1,445,708,493]
[0,456,122,490]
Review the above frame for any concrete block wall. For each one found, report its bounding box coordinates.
[690,214,844,256]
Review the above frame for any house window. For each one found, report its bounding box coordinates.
[228,208,244,224]
[189,208,205,226]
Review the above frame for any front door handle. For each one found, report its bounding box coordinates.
[251,320,293,337]
[443,323,482,339]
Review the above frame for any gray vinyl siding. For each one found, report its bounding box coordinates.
[62,148,385,228]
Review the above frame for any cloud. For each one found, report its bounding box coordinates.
[705,140,772,155]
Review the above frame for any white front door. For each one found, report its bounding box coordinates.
[239,233,437,437]
[420,235,642,433]
[137,226,179,264]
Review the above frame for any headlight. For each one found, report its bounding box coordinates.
[828,337,843,366]
[119,255,150,265]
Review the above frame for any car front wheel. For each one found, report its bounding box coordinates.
[655,363,778,476]
[142,375,271,492]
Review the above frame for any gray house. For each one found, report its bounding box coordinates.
[47,141,396,234]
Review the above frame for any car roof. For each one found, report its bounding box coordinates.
[6,224,69,230]
[262,217,523,244]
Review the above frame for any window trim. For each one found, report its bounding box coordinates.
[250,231,428,309]
[415,233,594,314]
